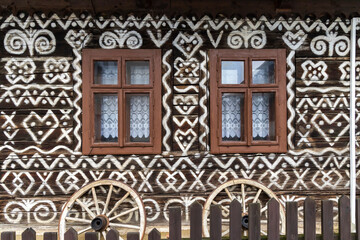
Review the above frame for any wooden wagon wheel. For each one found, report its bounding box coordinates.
[202,179,285,237]
[58,180,146,240]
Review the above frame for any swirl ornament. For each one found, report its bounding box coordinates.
[227,26,266,49]
[4,29,56,56]
[99,30,143,49]
[310,31,349,56]
[4,200,57,224]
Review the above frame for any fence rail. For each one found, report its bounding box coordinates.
[1,196,360,240]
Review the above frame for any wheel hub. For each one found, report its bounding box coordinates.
[91,215,109,232]
[241,215,249,229]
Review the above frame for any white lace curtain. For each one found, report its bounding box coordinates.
[94,61,117,84]
[129,95,150,141]
[222,94,242,140]
[100,95,118,140]
[252,94,270,139]
[127,61,149,84]
[221,94,270,140]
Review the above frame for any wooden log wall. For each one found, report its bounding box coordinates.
[0,12,359,231]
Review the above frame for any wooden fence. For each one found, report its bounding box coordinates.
[1,196,360,240]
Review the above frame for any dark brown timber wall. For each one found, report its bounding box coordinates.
[0,12,359,231]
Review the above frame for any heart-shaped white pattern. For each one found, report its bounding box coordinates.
[22,110,60,144]
[173,32,203,59]
[174,129,197,154]
[65,30,92,50]
[282,30,307,50]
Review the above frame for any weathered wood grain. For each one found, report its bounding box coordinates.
[229,199,242,240]
[321,200,334,240]
[190,201,202,240]
[339,195,350,240]
[286,202,298,240]
[210,205,221,240]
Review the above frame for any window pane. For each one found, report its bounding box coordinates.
[252,92,275,141]
[126,61,150,85]
[222,93,244,141]
[94,94,118,142]
[252,60,275,84]
[94,61,118,84]
[221,61,244,84]
[126,94,150,142]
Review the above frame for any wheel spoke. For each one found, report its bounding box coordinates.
[109,207,139,221]
[92,187,100,215]
[65,217,91,223]
[224,187,234,200]
[101,231,106,240]
[109,223,140,230]
[106,192,130,217]
[77,226,92,234]
[211,200,230,213]
[102,184,114,215]
[241,184,246,213]
[76,199,96,219]
[253,189,262,203]
[221,228,229,237]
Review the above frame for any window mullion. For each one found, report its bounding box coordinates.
[246,88,252,146]
[118,90,124,147]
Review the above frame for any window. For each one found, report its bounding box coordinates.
[209,49,287,154]
[82,49,161,155]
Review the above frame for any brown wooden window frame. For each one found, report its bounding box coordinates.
[82,49,161,155]
[209,49,287,154]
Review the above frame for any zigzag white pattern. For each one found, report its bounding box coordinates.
[286,51,296,149]
[199,50,209,151]
[161,50,172,152]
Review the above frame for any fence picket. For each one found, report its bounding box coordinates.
[190,201,202,240]
[106,229,119,240]
[304,197,316,240]
[1,196,354,240]
[127,232,139,240]
[321,200,334,240]
[339,195,350,240]
[230,199,242,240]
[44,232,57,240]
[267,198,279,240]
[22,228,36,240]
[64,228,78,240]
[148,229,161,240]
[286,202,298,240]
[169,207,181,240]
[210,205,222,240]
[249,203,260,240]
[85,232,98,240]
[357,198,360,240]
[1,232,15,240]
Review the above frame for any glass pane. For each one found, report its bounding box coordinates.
[221,61,244,84]
[252,92,275,141]
[252,60,275,84]
[94,61,118,84]
[126,94,150,142]
[94,94,118,142]
[222,93,245,141]
[126,61,150,85]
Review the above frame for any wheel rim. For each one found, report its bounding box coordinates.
[58,180,146,240]
[202,179,285,237]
